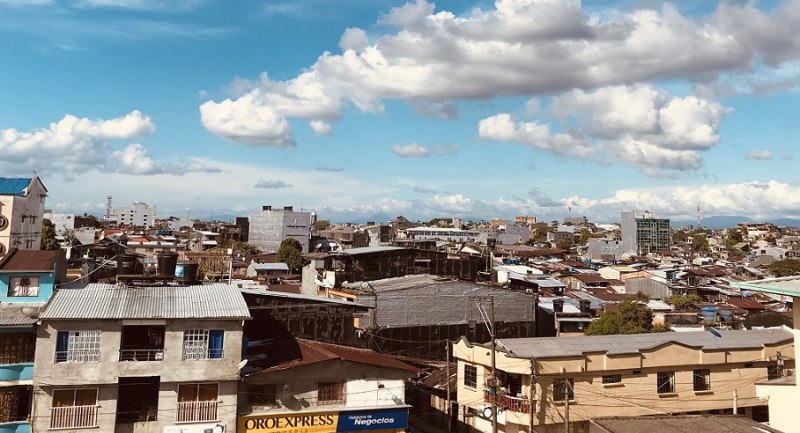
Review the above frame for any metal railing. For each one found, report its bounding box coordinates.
[176,400,218,422]
[50,405,98,429]
[483,389,532,414]
[119,349,164,361]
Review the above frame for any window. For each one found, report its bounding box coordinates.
[657,371,675,394]
[8,276,40,297]
[56,330,101,363]
[767,364,783,380]
[464,364,478,388]
[317,382,345,405]
[177,383,218,422]
[51,388,98,429]
[182,329,224,360]
[0,332,35,364]
[250,384,278,406]
[693,369,711,391]
[602,375,622,385]
[553,378,574,402]
[0,386,31,423]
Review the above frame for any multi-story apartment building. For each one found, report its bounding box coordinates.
[108,202,157,228]
[238,338,417,433]
[621,211,671,255]
[0,248,65,432]
[248,205,312,254]
[403,227,481,243]
[43,212,75,235]
[32,283,250,433]
[454,329,792,433]
[0,176,47,255]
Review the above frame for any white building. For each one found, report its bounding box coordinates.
[109,202,157,228]
[0,176,47,255]
[403,226,480,243]
[43,212,75,235]
[248,205,312,254]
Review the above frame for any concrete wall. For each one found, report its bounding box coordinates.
[756,383,798,433]
[0,180,46,255]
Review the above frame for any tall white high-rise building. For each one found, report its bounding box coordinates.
[109,202,157,228]
[248,205,313,254]
[621,211,671,255]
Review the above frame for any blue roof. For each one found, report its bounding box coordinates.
[0,178,32,196]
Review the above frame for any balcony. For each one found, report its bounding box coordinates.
[119,349,163,362]
[483,389,532,414]
[176,401,218,422]
[50,405,98,429]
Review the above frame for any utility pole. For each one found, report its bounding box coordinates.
[564,379,571,433]
[490,298,497,433]
[446,341,452,433]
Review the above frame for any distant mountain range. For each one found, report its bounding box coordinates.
[671,216,800,229]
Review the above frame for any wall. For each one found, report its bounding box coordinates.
[755,382,798,433]
[0,271,56,304]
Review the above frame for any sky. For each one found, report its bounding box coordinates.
[1,0,800,224]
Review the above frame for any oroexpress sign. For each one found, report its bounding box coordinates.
[239,408,408,433]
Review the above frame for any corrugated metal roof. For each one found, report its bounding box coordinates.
[732,276,800,297]
[240,286,370,309]
[0,177,31,196]
[40,283,251,320]
[340,246,405,256]
[495,328,792,359]
[252,263,289,271]
[591,415,783,433]
[0,303,40,327]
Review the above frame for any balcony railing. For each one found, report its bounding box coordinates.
[119,349,164,362]
[483,389,532,414]
[50,405,99,429]
[176,400,218,422]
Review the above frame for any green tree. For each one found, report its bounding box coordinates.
[40,219,59,250]
[312,220,331,231]
[691,234,711,253]
[533,227,549,242]
[555,239,573,251]
[769,259,800,277]
[585,294,666,335]
[232,241,260,257]
[276,238,304,271]
[673,229,689,243]
[665,294,702,311]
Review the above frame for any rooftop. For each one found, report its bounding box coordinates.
[488,328,792,359]
[0,248,61,272]
[590,415,782,433]
[0,303,41,327]
[0,177,32,196]
[40,283,251,320]
[731,276,800,297]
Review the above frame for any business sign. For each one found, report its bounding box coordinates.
[335,408,408,432]
[238,412,339,433]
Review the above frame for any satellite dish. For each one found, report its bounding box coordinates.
[236,359,248,370]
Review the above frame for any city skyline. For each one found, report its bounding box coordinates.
[2,0,799,222]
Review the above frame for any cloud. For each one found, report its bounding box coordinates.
[744,150,774,160]
[413,186,437,194]
[309,120,332,136]
[199,0,800,146]
[528,188,561,207]
[316,165,345,172]
[479,84,730,175]
[0,111,217,179]
[254,179,293,189]
[392,143,429,158]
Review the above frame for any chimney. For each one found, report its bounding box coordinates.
[262,205,272,211]
[579,299,591,314]
[552,298,564,313]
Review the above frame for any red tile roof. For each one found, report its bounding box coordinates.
[0,248,60,272]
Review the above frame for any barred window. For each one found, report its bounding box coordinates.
[693,369,711,391]
[250,384,278,406]
[602,375,622,385]
[183,329,224,360]
[767,364,783,380]
[0,332,35,364]
[657,371,675,394]
[55,330,101,363]
[463,364,477,388]
[553,378,574,402]
[0,386,30,423]
[317,382,345,405]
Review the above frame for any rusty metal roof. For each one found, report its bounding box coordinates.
[0,249,60,272]
[40,283,251,320]
[0,303,40,327]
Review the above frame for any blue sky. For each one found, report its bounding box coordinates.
[1,0,799,223]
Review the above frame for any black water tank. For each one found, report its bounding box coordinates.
[181,262,199,282]
[552,298,564,313]
[117,254,137,276]
[579,299,591,314]
[157,252,179,277]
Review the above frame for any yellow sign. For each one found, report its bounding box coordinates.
[239,412,339,433]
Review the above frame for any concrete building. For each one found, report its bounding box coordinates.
[621,211,671,256]
[43,212,75,235]
[731,276,800,433]
[0,176,48,255]
[32,283,250,433]
[586,238,625,261]
[238,338,417,433]
[454,329,791,433]
[109,202,157,228]
[403,227,481,243]
[0,248,65,432]
[248,205,312,254]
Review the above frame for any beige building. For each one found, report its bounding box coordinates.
[0,176,47,256]
[32,283,250,433]
[732,276,800,433]
[454,329,792,433]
